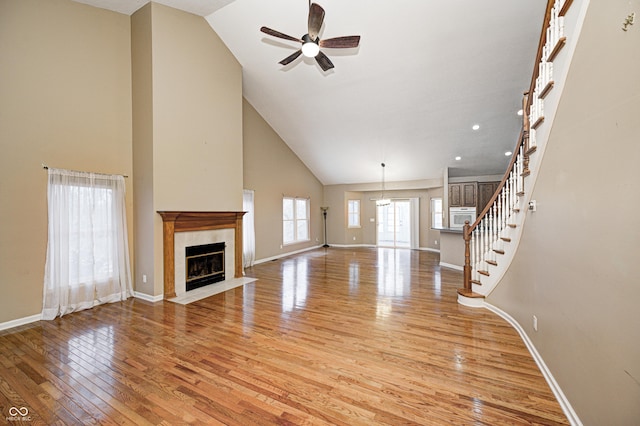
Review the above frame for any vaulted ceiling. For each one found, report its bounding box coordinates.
[74,0,546,186]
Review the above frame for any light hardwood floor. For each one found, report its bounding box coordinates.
[0,247,568,425]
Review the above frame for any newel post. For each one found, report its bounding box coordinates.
[463,220,472,292]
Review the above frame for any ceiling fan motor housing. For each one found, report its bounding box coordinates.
[301,34,320,57]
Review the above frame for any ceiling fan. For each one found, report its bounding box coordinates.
[260,2,360,71]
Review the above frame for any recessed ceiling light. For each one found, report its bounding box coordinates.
[505,151,512,156]
[472,124,480,131]
[455,156,462,161]
[517,109,523,116]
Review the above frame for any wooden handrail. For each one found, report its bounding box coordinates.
[461,0,559,294]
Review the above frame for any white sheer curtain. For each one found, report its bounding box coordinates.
[42,168,133,320]
[242,189,256,268]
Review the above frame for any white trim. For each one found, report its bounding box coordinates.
[0,313,42,332]
[418,247,440,253]
[329,244,376,249]
[254,244,323,265]
[439,262,463,271]
[457,294,485,308]
[134,291,163,303]
[484,302,583,426]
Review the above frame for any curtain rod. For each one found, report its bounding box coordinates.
[42,163,128,178]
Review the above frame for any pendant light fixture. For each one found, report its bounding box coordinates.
[376,163,391,206]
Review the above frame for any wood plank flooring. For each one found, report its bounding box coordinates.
[0,247,568,425]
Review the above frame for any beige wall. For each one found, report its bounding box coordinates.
[0,0,133,323]
[243,99,324,261]
[488,0,640,423]
[323,184,444,249]
[131,4,155,295]
[131,3,243,296]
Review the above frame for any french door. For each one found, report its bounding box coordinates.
[377,200,413,248]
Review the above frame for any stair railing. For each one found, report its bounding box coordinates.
[460,0,573,299]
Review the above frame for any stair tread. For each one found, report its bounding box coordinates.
[486,260,498,266]
[508,224,517,228]
[493,249,505,255]
[478,270,490,276]
[470,279,482,285]
[457,289,485,299]
[501,237,512,242]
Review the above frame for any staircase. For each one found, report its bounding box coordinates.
[458,0,586,307]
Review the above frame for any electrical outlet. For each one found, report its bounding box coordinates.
[435,240,438,245]
[533,315,538,331]
[353,236,356,241]
[143,274,147,283]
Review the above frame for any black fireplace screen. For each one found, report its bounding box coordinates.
[185,242,225,291]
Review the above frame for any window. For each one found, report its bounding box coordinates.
[283,197,310,244]
[42,168,133,320]
[242,189,255,268]
[431,197,443,228]
[347,199,360,228]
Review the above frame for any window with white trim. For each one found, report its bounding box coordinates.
[347,199,360,228]
[283,197,310,244]
[431,197,443,228]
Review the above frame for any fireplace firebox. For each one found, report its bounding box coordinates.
[185,242,225,291]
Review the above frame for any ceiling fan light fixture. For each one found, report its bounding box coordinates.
[301,34,320,57]
[376,163,391,206]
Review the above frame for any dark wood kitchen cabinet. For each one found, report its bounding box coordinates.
[449,182,477,207]
[477,181,501,213]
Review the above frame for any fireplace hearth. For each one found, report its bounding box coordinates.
[185,242,225,291]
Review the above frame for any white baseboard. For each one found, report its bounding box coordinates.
[419,247,440,253]
[484,302,582,426]
[254,244,323,265]
[327,244,376,248]
[0,313,42,332]
[133,291,163,303]
[439,261,463,271]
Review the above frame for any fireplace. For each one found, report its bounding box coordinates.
[185,242,225,291]
[158,211,245,299]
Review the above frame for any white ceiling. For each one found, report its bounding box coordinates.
[74,0,546,186]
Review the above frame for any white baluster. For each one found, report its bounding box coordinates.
[509,171,516,217]
[493,202,498,254]
[479,218,484,269]
[530,127,537,150]
[488,207,493,264]
[473,228,479,281]
[502,186,507,238]
[483,218,489,266]
[519,145,525,195]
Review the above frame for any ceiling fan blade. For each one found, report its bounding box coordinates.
[279,50,303,66]
[307,3,325,40]
[260,26,302,43]
[315,51,334,71]
[319,35,361,49]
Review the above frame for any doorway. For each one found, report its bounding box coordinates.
[377,200,412,248]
